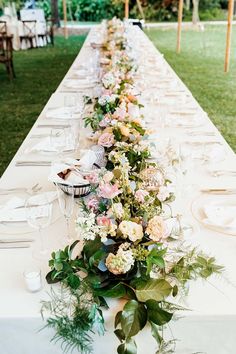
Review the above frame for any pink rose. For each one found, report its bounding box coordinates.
[85,171,99,184]
[135,189,149,203]
[113,106,127,121]
[99,182,121,199]
[98,132,115,148]
[97,216,111,227]
[87,196,99,211]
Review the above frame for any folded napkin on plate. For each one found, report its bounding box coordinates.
[190,144,225,161]
[0,192,57,222]
[73,69,88,78]
[203,203,236,230]
[64,79,95,89]
[25,136,75,153]
[45,107,81,120]
[48,151,97,186]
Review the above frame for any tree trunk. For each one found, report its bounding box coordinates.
[186,0,190,11]
[192,0,200,24]
[51,0,60,27]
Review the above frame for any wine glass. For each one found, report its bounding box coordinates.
[50,128,67,157]
[56,184,75,245]
[64,95,77,118]
[26,193,52,260]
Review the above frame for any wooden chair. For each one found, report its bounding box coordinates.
[0,21,7,36]
[0,35,15,79]
[20,20,37,49]
[46,18,55,46]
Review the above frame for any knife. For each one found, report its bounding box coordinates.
[201,188,236,195]
[0,243,31,249]
[15,161,51,166]
[0,239,34,243]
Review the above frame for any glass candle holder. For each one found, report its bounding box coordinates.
[23,266,42,293]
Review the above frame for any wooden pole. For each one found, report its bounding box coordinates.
[63,0,68,39]
[125,0,129,19]
[176,0,184,53]
[224,0,234,72]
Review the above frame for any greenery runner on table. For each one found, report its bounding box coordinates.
[42,19,222,354]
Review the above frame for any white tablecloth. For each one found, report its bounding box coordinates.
[0,26,236,354]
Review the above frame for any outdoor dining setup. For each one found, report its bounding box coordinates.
[0,4,54,78]
[1,2,236,353]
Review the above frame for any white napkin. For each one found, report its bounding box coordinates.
[26,136,75,153]
[0,192,57,222]
[79,150,97,170]
[48,152,97,186]
[203,203,236,230]
[48,162,86,186]
[64,79,95,89]
[45,107,80,120]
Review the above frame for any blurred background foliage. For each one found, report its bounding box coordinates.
[0,0,230,22]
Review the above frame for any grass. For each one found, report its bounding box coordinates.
[0,35,86,176]
[146,25,236,152]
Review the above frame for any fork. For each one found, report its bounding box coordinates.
[0,183,42,195]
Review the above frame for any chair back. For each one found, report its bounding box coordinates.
[22,20,36,37]
[0,21,7,36]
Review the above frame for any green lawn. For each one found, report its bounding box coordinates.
[146,25,236,152]
[0,35,86,176]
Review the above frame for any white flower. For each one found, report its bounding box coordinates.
[119,220,143,242]
[76,212,99,241]
[157,185,170,202]
[112,202,124,218]
[105,247,134,275]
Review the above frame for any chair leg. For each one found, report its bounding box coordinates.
[10,60,16,78]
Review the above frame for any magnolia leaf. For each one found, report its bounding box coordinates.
[121,300,147,339]
[150,321,163,346]
[172,285,178,297]
[135,279,172,302]
[117,338,137,354]
[83,237,102,260]
[146,300,173,326]
[114,329,125,342]
[89,249,106,268]
[66,273,80,290]
[115,311,122,328]
[95,283,126,298]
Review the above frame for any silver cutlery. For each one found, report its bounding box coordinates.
[210,170,236,177]
[187,131,216,137]
[15,161,51,167]
[37,124,71,128]
[0,183,41,195]
[0,238,34,243]
[0,243,31,249]
[201,188,236,195]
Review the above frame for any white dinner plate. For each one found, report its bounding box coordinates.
[191,193,236,236]
[0,192,61,235]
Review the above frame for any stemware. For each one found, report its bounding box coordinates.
[56,184,75,244]
[64,95,77,118]
[25,193,52,259]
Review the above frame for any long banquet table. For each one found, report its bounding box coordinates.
[1,25,236,354]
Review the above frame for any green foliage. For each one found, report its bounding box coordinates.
[135,279,172,302]
[41,284,104,354]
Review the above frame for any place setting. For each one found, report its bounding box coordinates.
[1,10,236,354]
